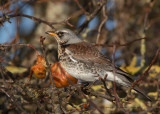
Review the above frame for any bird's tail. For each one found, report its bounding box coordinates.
[115,70,152,101]
[133,86,152,101]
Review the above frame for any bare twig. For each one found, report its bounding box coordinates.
[112,43,119,105]
[94,37,146,47]
[156,77,160,100]
[139,102,159,114]
[131,48,160,90]
[0,13,55,29]
[0,64,7,86]
[0,87,27,113]
[63,80,105,113]
[74,0,89,15]
[78,1,107,33]
[89,89,114,102]
[112,43,129,114]
[143,0,156,30]
[99,75,113,97]
[39,36,64,113]
[0,13,74,29]
[96,5,108,43]
[0,43,39,55]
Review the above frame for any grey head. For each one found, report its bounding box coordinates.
[46,28,82,45]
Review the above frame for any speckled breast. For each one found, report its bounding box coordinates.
[59,54,100,82]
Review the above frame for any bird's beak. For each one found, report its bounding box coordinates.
[46,31,59,41]
[46,31,57,37]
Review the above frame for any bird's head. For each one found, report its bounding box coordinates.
[46,29,82,45]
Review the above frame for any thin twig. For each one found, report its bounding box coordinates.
[143,0,156,30]
[39,36,64,113]
[59,76,105,113]
[131,48,160,90]
[0,64,7,86]
[0,87,27,113]
[112,43,119,105]
[0,43,39,55]
[89,90,114,102]
[99,75,113,97]
[96,5,108,43]
[112,43,129,114]
[94,37,146,47]
[139,102,159,114]
[74,0,89,15]
[78,1,106,33]
[0,13,73,30]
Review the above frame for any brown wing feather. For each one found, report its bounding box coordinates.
[65,42,111,65]
[66,42,129,73]
[66,42,133,81]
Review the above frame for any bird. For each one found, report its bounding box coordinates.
[46,28,151,101]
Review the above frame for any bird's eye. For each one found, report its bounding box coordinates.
[57,32,64,37]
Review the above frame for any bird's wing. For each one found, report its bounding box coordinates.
[65,42,112,66]
[65,42,131,77]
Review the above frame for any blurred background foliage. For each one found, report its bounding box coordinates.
[0,0,160,113]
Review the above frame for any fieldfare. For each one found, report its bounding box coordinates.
[46,29,151,101]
